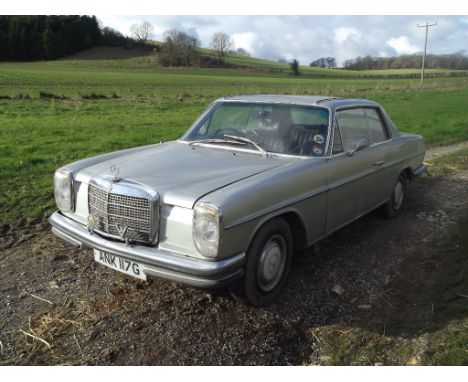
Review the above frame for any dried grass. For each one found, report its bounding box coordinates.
[16,300,85,363]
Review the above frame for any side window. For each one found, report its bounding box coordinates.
[363,108,388,143]
[332,124,344,154]
[336,108,370,152]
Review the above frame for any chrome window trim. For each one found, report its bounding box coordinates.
[362,107,391,141]
[327,105,393,158]
[180,101,332,159]
[178,140,318,160]
[334,104,392,139]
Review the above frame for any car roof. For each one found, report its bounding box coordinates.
[218,94,380,110]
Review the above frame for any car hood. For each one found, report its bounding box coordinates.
[76,141,291,208]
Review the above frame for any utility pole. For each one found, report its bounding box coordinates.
[417,21,437,89]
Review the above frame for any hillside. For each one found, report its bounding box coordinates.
[47,46,468,79]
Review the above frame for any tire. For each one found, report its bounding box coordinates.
[381,172,407,219]
[229,217,293,307]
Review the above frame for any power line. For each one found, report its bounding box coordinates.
[417,21,437,89]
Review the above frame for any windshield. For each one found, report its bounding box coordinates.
[182,102,330,156]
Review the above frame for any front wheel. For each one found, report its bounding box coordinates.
[229,217,293,306]
[381,172,407,218]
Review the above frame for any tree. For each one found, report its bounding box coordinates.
[325,57,336,68]
[0,15,101,61]
[235,47,250,57]
[42,27,55,59]
[290,59,300,76]
[159,29,200,67]
[100,27,127,47]
[130,21,154,43]
[209,32,234,63]
[310,57,336,68]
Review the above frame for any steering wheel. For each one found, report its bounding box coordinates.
[242,128,260,137]
[214,127,240,136]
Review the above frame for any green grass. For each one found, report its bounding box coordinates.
[427,147,468,175]
[0,55,468,223]
[198,47,468,78]
[424,318,468,365]
[16,45,467,79]
[308,318,468,366]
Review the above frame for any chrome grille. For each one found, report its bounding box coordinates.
[88,182,157,244]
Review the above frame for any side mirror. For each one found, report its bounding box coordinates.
[346,137,370,156]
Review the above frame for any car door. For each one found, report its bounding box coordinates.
[360,107,395,203]
[325,107,386,233]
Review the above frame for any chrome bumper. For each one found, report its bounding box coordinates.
[49,211,245,288]
[412,163,428,177]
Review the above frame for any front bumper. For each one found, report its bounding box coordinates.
[49,211,245,288]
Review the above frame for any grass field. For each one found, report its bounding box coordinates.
[14,46,466,79]
[1,50,468,223]
[0,48,467,366]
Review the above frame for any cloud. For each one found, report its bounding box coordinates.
[96,15,468,66]
[231,32,256,53]
[387,36,419,55]
[334,27,361,45]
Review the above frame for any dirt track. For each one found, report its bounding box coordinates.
[0,144,467,365]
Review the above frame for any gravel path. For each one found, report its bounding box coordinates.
[424,140,468,160]
[0,144,467,365]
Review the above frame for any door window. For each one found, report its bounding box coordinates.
[336,108,369,152]
[336,107,389,151]
[363,108,388,143]
[331,124,344,154]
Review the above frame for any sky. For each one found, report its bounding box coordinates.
[96,15,468,66]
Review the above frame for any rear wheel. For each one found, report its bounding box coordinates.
[229,217,293,306]
[382,172,407,218]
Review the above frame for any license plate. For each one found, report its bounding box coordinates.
[94,249,147,281]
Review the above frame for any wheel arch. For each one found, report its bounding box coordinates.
[402,166,413,181]
[247,209,308,253]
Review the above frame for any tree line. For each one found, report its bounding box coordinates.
[4,16,466,72]
[343,52,468,70]
[0,16,240,67]
[158,30,236,67]
[0,16,101,60]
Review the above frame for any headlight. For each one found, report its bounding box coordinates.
[54,168,74,213]
[192,203,221,258]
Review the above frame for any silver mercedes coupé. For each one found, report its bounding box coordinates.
[49,95,427,306]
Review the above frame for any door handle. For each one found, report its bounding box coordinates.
[373,160,385,166]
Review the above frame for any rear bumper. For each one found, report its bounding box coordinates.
[412,163,428,177]
[49,211,245,288]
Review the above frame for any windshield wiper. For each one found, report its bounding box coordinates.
[223,134,268,156]
[188,136,268,157]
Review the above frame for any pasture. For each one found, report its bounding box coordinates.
[0,57,468,223]
[0,51,467,366]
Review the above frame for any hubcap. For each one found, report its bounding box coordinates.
[257,234,287,292]
[393,179,404,210]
